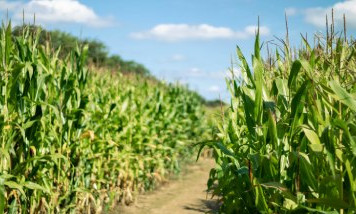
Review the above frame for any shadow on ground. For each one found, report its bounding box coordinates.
[183,199,220,213]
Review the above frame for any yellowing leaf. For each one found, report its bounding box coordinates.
[303,127,322,152]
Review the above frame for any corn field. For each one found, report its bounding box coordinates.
[204,26,356,212]
[0,22,208,213]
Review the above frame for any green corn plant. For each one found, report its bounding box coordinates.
[204,26,356,213]
[0,21,209,213]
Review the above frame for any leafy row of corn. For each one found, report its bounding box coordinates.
[205,22,356,212]
[0,22,208,213]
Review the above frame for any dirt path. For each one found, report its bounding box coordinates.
[117,158,219,214]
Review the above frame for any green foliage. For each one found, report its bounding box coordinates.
[204,29,356,212]
[11,25,150,76]
[0,22,208,212]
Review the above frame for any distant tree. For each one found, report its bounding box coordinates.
[11,25,151,76]
[83,39,108,66]
[120,60,150,76]
[106,55,123,70]
[204,99,225,107]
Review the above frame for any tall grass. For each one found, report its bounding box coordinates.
[204,21,356,212]
[0,22,208,213]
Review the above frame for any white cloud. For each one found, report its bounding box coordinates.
[130,24,270,42]
[304,0,356,28]
[208,85,221,93]
[188,67,205,77]
[226,67,242,79]
[285,7,298,16]
[1,0,113,27]
[182,67,242,80]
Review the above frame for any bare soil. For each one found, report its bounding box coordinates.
[116,158,219,214]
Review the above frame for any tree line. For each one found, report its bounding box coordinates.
[12,25,151,76]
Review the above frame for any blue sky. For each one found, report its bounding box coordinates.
[1,0,354,100]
